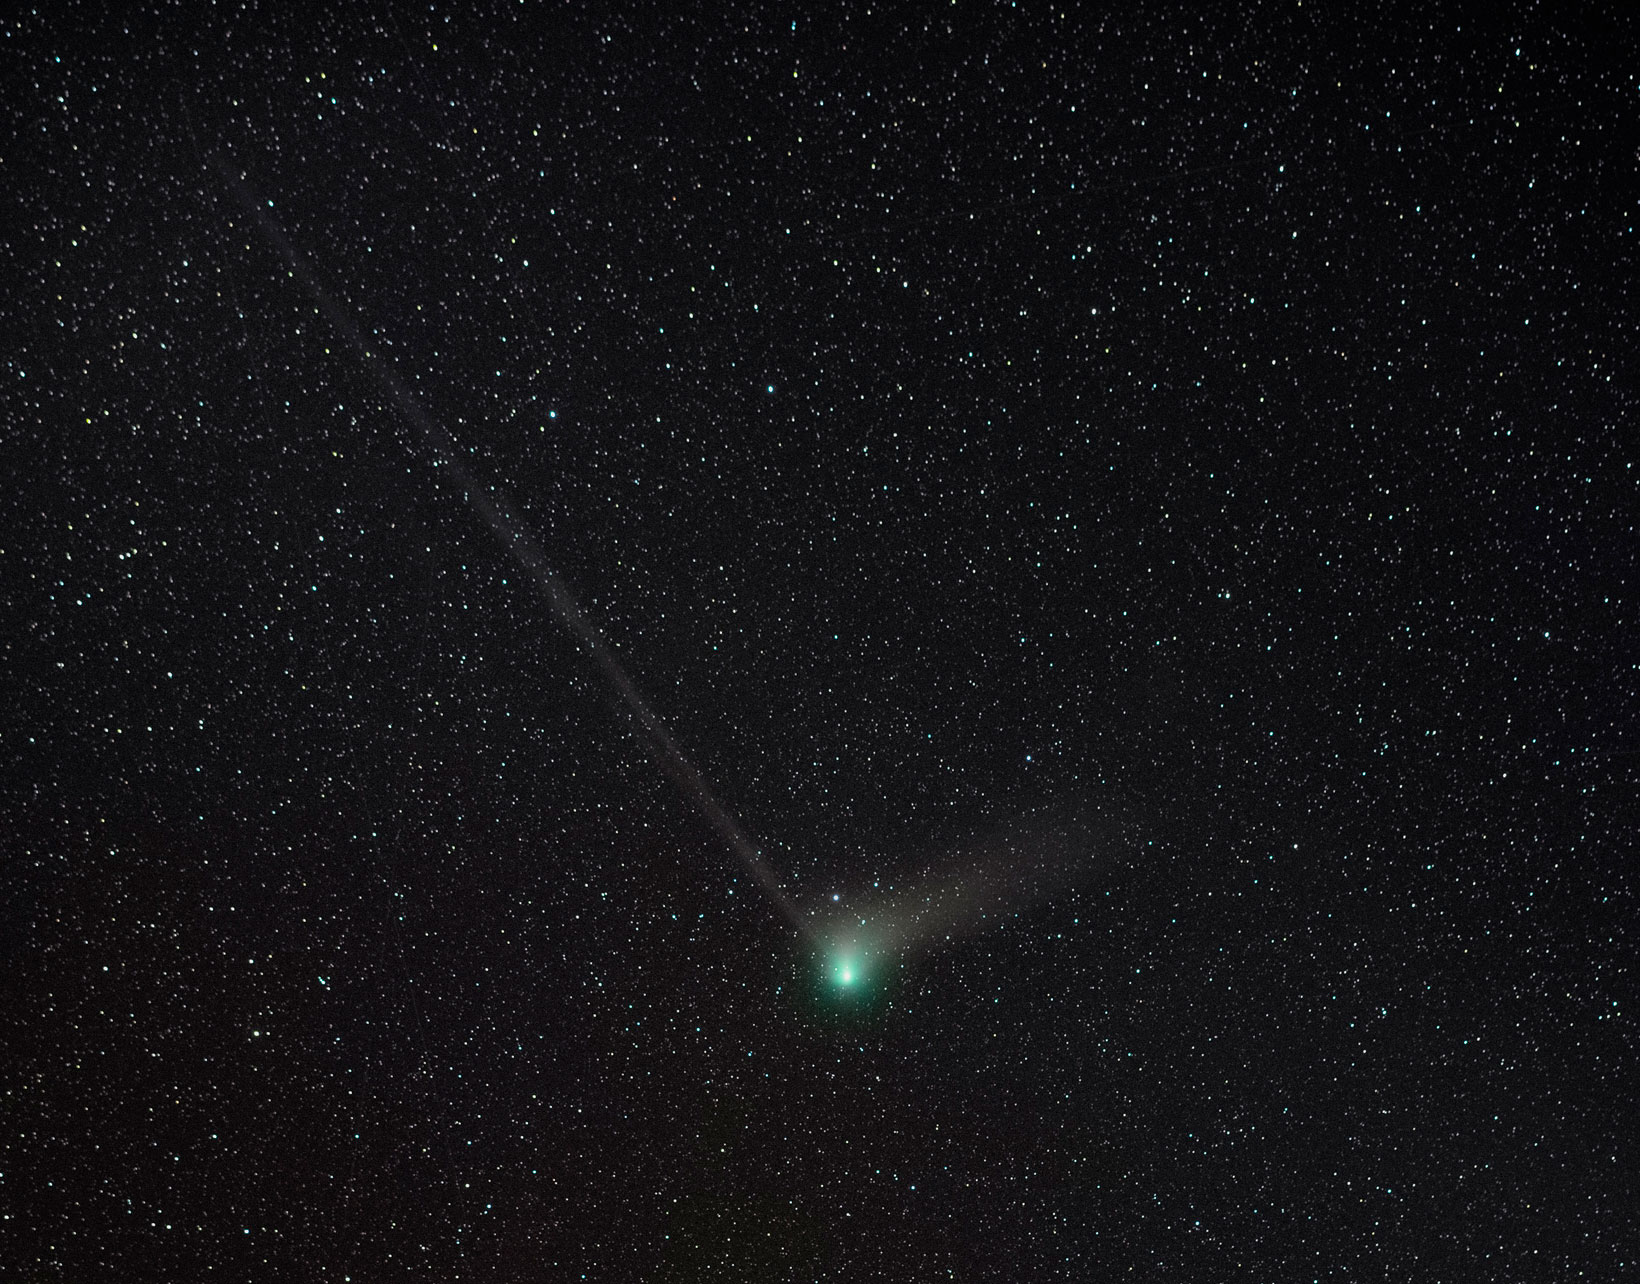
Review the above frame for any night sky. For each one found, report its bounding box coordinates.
[5,3,1637,1279]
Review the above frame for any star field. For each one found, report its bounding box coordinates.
[4,3,1636,1279]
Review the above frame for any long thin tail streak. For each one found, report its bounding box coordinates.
[209,155,813,943]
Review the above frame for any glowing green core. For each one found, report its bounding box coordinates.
[833,954,860,987]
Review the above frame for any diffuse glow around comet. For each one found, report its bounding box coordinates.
[812,798,1122,991]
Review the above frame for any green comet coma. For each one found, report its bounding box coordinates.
[831,950,864,988]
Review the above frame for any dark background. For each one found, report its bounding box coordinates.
[4,2,1636,1279]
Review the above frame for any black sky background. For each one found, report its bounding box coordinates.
[4,2,1637,1279]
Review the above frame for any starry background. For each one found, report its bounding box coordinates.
[4,2,1637,1279]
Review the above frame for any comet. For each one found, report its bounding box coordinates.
[209,155,1132,978]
